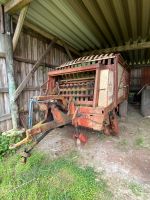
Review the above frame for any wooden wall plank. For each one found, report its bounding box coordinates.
[0,29,69,131]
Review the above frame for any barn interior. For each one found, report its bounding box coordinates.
[0,1,150,198]
[0,0,149,131]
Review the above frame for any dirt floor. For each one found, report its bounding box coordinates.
[36,104,150,200]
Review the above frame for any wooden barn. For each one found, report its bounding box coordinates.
[0,0,150,133]
[0,1,150,199]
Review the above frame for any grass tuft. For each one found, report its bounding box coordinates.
[129,182,143,196]
[0,135,21,160]
[0,152,112,200]
[135,137,145,147]
[119,139,128,146]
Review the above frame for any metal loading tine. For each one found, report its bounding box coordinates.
[67,61,72,66]
[81,56,85,61]
[89,55,94,61]
[65,61,70,66]
[77,57,82,62]
[69,60,74,66]
[103,53,109,58]
[97,54,103,61]
[94,55,99,60]
[71,58,77,66]
[85,56,90,60]
[74,57,82,65]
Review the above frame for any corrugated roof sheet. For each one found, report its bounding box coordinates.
[25,0,150,65]
[2,0,150,65]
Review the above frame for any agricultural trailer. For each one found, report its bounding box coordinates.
[10,53,129,159]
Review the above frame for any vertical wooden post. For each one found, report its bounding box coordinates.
[4,13,19,129]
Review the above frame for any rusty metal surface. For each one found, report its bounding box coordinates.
[43,54,128,134]
[48,53,129,107]
[10,53,129,150]
[58,53,115,69]
[10,102,72,149]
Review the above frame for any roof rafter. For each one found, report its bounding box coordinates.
[84,41,150,55]
[4,0,32,13]
[13,5,28,51]
[130,63,150,68]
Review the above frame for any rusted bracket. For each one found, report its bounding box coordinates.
[20,129,50,163]
[9,102,71,149]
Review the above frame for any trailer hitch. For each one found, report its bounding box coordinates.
[9,101,72,150]
[20,130,50,163]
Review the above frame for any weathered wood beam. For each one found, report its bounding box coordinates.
[4,13,19,129]
[4,0,32,13]
[13,16,80,56]
[13,38,57,101]
[129,63,150,68]
[13,5,28,51]
[63,43,73,60]
[0,86,41,93]
[84,41,150,55]
[0,114,11,122]
[14,56,58,68]
[0,52,6,57]
[0,87,9,93]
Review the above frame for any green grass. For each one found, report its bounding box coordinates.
[129,182,143,196]
[134,136,150,149]
[0,152,112,200]
[0,135,21,160]
[135,137,145,147]
[118,139,128,146]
